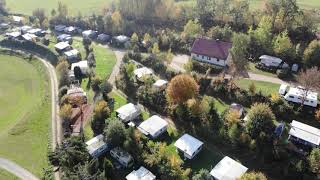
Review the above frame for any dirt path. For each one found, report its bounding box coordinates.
[0,158,39,180]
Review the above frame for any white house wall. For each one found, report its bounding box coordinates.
[191,53,228,67]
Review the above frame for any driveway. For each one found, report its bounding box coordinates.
[169,54,290,85]
[0,158,38,180]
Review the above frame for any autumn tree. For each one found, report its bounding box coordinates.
[87,52,96,68]
[104,119,127,147]
[32,8,47,28]
[82,37,92,59]
[0,0,7,14]
[91,76,103,93]
[111,11,123,34]
[91,101,110,136]
[303,40,320,68]
[56,60,70,88]
[225,110,241,127]
[181,19,204,42]
[246,103,275,139]
[239,172,267,180]
[309,148,320,178]
[297,67,320,108]
[143,33,152,50]
[167,74,199,105]
[131,33,139,52]
[273,31,295,63]
[250,16,273,55]
[229,32,250,79]
[151,43,160,55]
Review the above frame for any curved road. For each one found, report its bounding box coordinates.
[0,48,62,180]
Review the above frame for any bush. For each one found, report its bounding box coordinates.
[277,69,290,79]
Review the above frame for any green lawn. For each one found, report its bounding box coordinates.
[0,55,51,177]
[7,0,113,16]
[0,169,19,180]
[236,79,280,96]
[250,0,320,9]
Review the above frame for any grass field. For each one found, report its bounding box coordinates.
[7,0,113,16]
[236,79,280,96]
[0,169,18,180]
[0,55,50,177]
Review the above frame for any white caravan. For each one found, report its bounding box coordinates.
[279,84,318,108]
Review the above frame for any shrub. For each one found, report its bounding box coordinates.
[277,69,290,79]
[315,109,320,122]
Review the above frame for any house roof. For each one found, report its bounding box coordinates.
[134,67,153,79]
[153,79,168,88]
[64,26,76,32]
[55,25,66,31]
[126,166,156,180]
[191,38,232,60]
[20,25,32,32]
[67,86,87,97]
[6,31,21,38]
[82,30,97,36]
[210,156,248,180]
[174,134,203,157]
[138,115,168,137]
[289,120,320,146]
[27,28,42,34]
[115,35,130,43]
[64,49,79,57]
[86,134,106,155]
[54,41,70,50]
[116,103,141,121]
[22,33,37,41]
[71,61,88,70]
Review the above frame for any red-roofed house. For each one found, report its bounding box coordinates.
[191,38,232,67]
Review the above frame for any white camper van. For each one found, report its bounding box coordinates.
[279,84,318,108]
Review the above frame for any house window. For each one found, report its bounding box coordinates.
[202,55,204,59]
[207,57,211,60]
[217,59,219,62]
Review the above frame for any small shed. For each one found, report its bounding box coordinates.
[64,49,81,63]
[55,25,66,32]
[54,41,71,52]
[259,55,283,68]
[110,147,134,168]
[288,120,320,148]
[126,166,156,180]
[291,64,299,73]
[82,30,98,39]
[27,28,42,35]
[86,134,110,158]
[138,115,168,139]
[153,79,168,91]
[97,33,111,43]
[116,103,141,123]
[174,134,204,159]
[134,67,153,81]
[71,61,88,75]
[210,156,248,180]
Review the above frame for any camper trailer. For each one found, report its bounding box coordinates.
[279,84,318,108]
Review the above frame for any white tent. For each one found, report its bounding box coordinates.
[116,103,141,122]
[174,134,203,159]
[289,120,320,147]
[126,166,156,180]
[138,115,168,139]
[12,16,23,23]
[210,156,248,180]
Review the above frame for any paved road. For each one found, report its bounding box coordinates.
[0,47,62,180]
[0,158,38,180]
